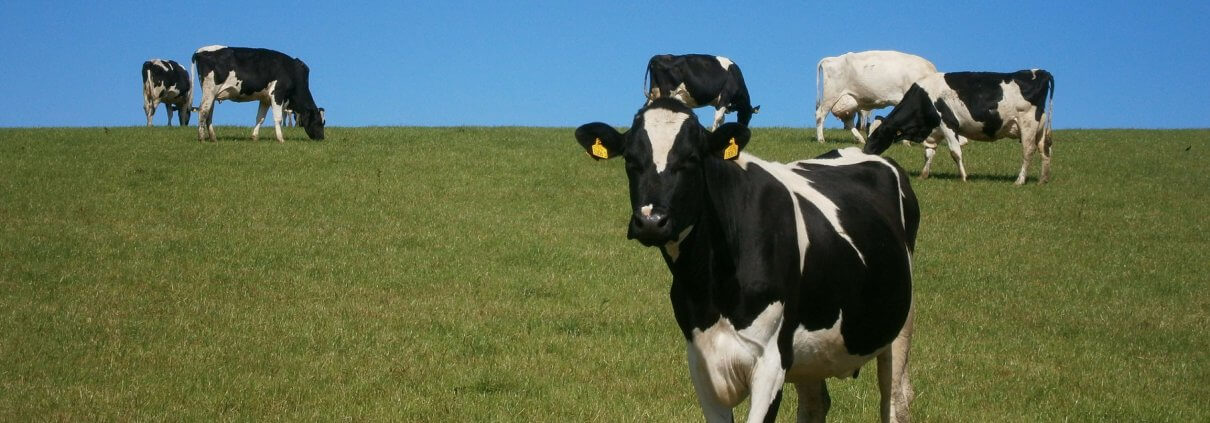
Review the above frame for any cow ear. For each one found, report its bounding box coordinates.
[869,116,885,134]
[706,123,751,160]
[574,122,624,160]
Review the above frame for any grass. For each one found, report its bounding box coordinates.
[0,125,1207,421]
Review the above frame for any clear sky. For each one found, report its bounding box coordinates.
[1,1,1206,129]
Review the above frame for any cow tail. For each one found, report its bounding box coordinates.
[815,58,824,113]
[188,59,196,110]
[642,63,651,100]
[1044,72,1054,146]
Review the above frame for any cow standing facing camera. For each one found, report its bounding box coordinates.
[574,98,919,423]
[141,59,192,127]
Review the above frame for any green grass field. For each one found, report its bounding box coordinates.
[1,125,1207,421]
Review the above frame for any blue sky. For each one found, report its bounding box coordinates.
[0,1,1206,128]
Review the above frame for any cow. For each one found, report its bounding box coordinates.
[645,54,760,130]
[141,59,192,127]
[573,98,919,423]
[863,70,1055,185]
[283,107,325,127]
[191,45,324,142]
[815,51,937,144]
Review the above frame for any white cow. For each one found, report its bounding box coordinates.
[815,50,937,144]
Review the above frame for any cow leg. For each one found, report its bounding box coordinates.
[686,346,735,423]
[712,106,727,131]
[939,127,968,181]
[1038,119,1053,184]
[270,101,285,143]
[794,381,830,423]
[920,144,936,179]
[252,101,269,141]
[877,303,914,423]
[1015,118,1040,185]
[745,339,786,423]
[145,98,156,127]
[165,104,176,126]
[197,93,216,142]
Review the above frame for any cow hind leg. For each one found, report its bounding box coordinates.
[877,304,914,423]
[252,102,270,141]
[794,380,830,423]
[1015,119,1040,185]
[145,99,156,127]
[814,102,828,143]
[197,94,216,141]
[1039,123,1053,184]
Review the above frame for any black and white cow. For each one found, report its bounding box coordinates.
[191,45,324,142]
[645,54,760,130]
[574,98,919,423]
[141,59,192,127]
[863,70,1055,185]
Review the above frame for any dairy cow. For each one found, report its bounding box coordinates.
[142,59,192,127]
[863,70,1055,185]
[574,98,919,422]
[645,54,760,130]
[191,45,324,142]
[815,51,937,144]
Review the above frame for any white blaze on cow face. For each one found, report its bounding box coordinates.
[642,108,690,173]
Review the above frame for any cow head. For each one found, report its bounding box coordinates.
[574,98,750,247]
[863,85,940,155]
[296,108,325,140]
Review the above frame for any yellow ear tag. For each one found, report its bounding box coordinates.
[591,138,609,159]
[722,137,739,160]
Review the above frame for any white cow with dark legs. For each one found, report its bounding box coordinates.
[191,45,324,142]
[142,59,192,127]
[815,51,937,144]
[574,98,920,422]
[864,70,1055,185]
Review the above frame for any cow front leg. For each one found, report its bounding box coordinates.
[686,345,736,423]
[145,99,156,127]
[877,303,914,423]
[252,101,269,141]
[920,145,936,179]
[165,104,176,126]
[712,107,727,131]
[270,101,285,143]
[794,380,830,423]
[744,340,786,423]
[939,127,968,181]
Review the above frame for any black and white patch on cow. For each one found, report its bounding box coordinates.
[864,69,1055,185]
[191,45,324,142]
[574,98,919,422]
[815,50,937,144]
[645,54,760,130]
[142,59,192,127]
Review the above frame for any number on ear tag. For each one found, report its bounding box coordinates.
[591,138,609,159]
[722,137,739,160]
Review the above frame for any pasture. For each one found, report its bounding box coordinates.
[1,126,1206,421]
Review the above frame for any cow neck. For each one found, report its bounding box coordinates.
[663,157,759,337]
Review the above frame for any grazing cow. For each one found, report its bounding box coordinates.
[645,54,760,130]
[863,70,1055,185]
[191,45,324,142]
[815,50,937,144]
[283,107,325,127]
[141,59,192,127]
[574,98,919,423]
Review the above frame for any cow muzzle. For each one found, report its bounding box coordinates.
[628,208,672,246]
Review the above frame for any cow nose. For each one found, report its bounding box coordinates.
[630,210,670,245]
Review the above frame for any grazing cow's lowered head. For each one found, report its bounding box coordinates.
[575,98,749,247]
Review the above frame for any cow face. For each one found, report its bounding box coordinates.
[863,85,940,155]
[575,100,750,247]
[296,108,325,140]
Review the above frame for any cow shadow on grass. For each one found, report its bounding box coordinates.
[905,171,1020,183]
[200,135,320,143]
